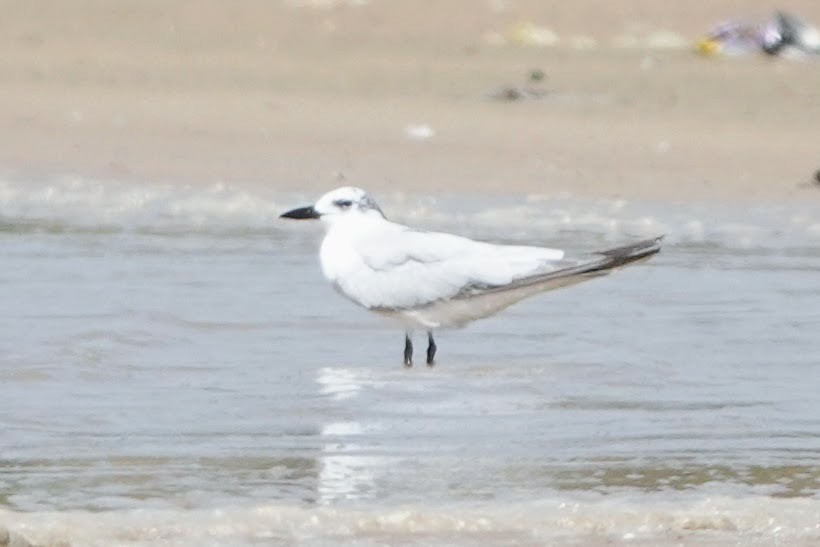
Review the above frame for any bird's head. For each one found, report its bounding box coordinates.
[280,187,385,224]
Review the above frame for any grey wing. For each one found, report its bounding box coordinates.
[334,234,663,330]
[454,235,665,299]
[395,236,665,328]
[342,227,565,310]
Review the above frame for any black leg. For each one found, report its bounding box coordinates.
[404,333,413,367]
[426,331,436,367]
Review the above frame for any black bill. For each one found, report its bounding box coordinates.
[280,206,320,220]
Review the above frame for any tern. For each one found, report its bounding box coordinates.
[281,187,662,367]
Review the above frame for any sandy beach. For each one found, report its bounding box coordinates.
[1,0,818,201]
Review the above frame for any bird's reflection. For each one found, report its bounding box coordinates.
[315,367,380,504]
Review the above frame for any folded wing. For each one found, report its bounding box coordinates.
[394,235,664,328]
[336,226,566,310]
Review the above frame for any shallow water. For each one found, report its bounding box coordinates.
[1,176,819,545]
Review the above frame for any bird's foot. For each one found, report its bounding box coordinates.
[426,331,436,367]
[404,333,413,368]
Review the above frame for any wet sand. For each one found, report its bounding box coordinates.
[1,0,819,201]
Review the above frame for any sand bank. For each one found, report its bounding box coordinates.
[0,0,818,201]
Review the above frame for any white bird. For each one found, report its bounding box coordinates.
[281,187,663,367]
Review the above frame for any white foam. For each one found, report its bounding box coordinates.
[0,174,818,252]
[3,495,820,546]
[0,175,285,234]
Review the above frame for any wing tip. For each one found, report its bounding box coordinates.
[601,235,664,252]
[595,235,664,268]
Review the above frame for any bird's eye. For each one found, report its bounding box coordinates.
[334,199,354,209]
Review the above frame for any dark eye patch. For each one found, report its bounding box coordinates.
[333,199,354,208]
